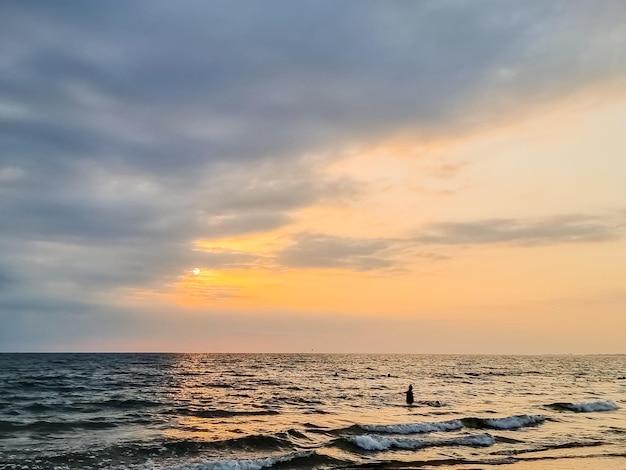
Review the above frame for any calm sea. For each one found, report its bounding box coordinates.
[0,354,624,469]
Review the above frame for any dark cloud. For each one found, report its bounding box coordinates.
[3,1,625,176]
[3,0,625,189]
[198,161,356,214]
[417,214,623,246]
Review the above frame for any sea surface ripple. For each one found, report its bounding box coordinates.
[0,353,625,469]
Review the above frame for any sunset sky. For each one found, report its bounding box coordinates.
[2,1,626,353]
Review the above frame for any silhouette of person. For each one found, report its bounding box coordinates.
[405,384,414,405]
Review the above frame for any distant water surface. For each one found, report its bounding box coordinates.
[0,353,625,469]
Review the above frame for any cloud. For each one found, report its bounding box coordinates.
[1,1,626,349]
[193,249,266,271]
[3,2,625,236]
[3,1,626,178]
[424,161,470,180]
[417,214,623,246]
[203,213,293,239]
[0,265,15,292]
[276,212,624,272]
[276,232,395,271]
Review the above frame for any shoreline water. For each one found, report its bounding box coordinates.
[495,455,626,470]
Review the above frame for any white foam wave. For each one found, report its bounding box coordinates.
[569,401,619,412]
[160,451,310,470]
[484,414,545,430]
[352,435,424,451]
[351,433,494,451]
[363,419,463,434]
[454,433,495,447]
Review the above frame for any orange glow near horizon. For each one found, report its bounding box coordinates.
[111,85,626,354]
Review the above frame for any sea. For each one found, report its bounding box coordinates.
[0,354,624,470]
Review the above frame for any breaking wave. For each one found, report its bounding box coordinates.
[462,414,546,430]
[362,419,464,434]
[350,433,495,451]
[357,414,544,437]
[547,401,619,412]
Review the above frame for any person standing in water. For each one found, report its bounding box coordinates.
[405,384,414,405]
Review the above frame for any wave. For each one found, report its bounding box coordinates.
[23,402,53,412]
[93,398,162,409]
[206,383,234,388]
[362,419,463,434]
[350,432,495,451]
[356,415,543,436]
[145,435,293,455]
[15,399,162,414]
[304,409,331,415]
[176,408,280,418]
[463,414,545,430]
[0,419,118,432]
[547,401,619,412]
[506,439,605,456]
[276,428,312,444]
[8,380,88,393]
[160,451,314,470]
[214,434,292,451]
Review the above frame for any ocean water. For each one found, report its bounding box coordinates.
[0,353,624,470]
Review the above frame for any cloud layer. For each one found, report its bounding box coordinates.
[2,1,626,350]
[417,214,624,246]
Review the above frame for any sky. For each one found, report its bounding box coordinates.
[1,1,626,354]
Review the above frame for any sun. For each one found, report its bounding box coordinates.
[192,268,201,275]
